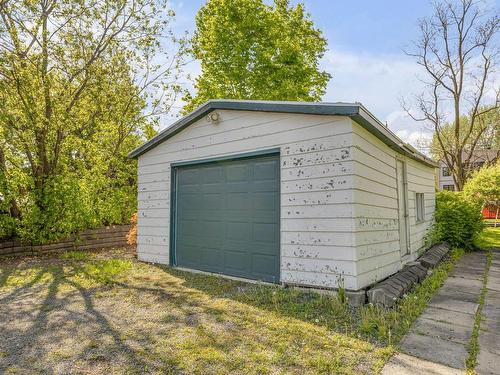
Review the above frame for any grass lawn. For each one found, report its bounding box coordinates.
[484,219,499,223]
[475,226,500,249]
[0,248,463,374]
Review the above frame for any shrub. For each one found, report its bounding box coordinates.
[464,161,500,223]
[463,161,500,205]
[432,191,483,249]
[6,170,136,244]
[127,213,138,246]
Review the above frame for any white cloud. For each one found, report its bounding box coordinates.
[320,48,500,152]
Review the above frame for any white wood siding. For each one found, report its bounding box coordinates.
[351,121,435,289]
[137,110,358,289]
[136,110,436,291]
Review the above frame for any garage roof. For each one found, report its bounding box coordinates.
[128,99,437,167]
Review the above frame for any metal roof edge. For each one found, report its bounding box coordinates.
[352,105,437,168]
[128,101,215,159]
[128,100,437,168]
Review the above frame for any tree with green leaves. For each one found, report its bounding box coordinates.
[0,0,186,242]
[184,0,331,112]
[464,161,500,223]
[429,107,499,167]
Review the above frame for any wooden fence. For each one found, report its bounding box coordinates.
[0,225,132,258]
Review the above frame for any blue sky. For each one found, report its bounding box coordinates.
[173,1,435,54]
[168,0,499,148]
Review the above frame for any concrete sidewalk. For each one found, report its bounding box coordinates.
[476,251,500,375]
[382,251,488,374]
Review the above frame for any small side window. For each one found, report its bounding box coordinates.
[416,193,425,223]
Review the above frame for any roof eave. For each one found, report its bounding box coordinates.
[128,101,216,159]
[128,100,437,168]
[351,106,438,168]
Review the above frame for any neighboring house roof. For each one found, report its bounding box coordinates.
[128,99,438,167]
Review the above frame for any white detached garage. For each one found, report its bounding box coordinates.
[129,100,437,292]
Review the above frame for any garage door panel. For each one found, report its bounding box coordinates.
[250,210,277,222]
[225,182,255,193]
[178,169,199,184]
[178,229,224,245]
[177,221,199,238]
[176,236,199,249]
[177,245,200,265]
[201,247,224,268]
[222,210,246,220]
[201,184,225,194]
[226,164,249,181]
[202,193,226,210]
[199,221,225,238]
[253,223,279,243]
[178,192,203,207]
[226,222,250,241]
[253,192,277,210]
[225,251,250,271]
[206,210,237,221]
[252,254,279,277]
[202,166,224,183]
[174,154,280,283]
[254,160,279,180]
[253,180,280,192]
[253,243,278,256]
[226,192,250,209]
[179,220,225,231]
[178,185,202,195]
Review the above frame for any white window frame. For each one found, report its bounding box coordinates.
[415,192,425,223]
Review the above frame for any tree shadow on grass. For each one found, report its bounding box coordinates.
[151,264,358,337]
[0,253,381,374]
[140,264,389,374]
[0,268,50,305]
[0,262,157,374]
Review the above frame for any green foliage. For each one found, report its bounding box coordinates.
[432,191,483,249]
[185,0,331,112]
[61,251,92,261]
[0,0,186,243]
[463,161,500,205]
[358,248,464,344]
[475,227,500,249]
[466,250,491,370]
[430,108,499,162]
[428,107,499,191]
[81,259,132,285]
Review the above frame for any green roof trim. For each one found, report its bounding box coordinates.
[128,99,437,168]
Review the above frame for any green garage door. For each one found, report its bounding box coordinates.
[172,153,280,283]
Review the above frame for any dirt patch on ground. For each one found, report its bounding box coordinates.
[0,248,388,374]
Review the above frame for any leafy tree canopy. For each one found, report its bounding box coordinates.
[184,0,331,112]
[463,161,500,205]
[0,0,186,242]
[429,107,499,163]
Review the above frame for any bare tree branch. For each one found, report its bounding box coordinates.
[403,0,499,190]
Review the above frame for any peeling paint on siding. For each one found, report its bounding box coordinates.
[135,110,435,292]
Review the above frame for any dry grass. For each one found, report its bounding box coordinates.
[0,248,391,374]
[0,246,464,374]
